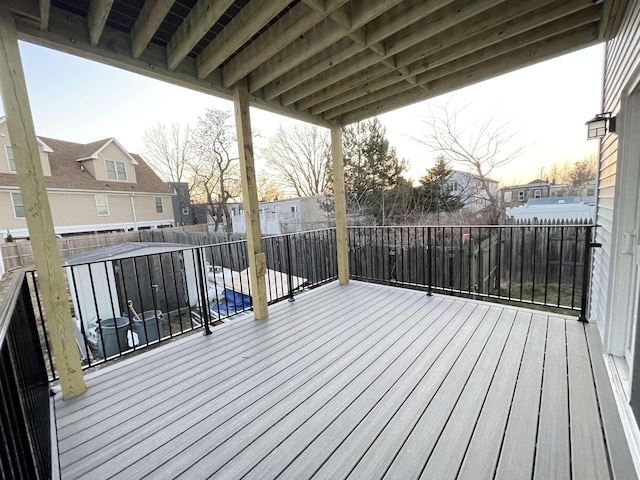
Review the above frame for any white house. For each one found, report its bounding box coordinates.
[447,170,500,212]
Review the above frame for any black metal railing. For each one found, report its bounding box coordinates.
[0,271,52,479]
[348,224,596,318]
[37,230,338,378]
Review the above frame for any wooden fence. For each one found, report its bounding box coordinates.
[0,225,246,270]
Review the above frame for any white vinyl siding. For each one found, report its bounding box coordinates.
[105,160,127,181]
[592,0,640,330]
[5,145,15,172]
[11,192,24,218]
[155,197,163,214]
[95,194,109,216]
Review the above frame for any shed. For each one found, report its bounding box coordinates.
[65,242,202,338]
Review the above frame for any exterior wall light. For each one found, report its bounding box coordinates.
[586,112,616,139]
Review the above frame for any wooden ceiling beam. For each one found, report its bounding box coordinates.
[247,0,407,94]
[39,0,49,30]
[339,25,599,124]
[166,0,233,71]
[311,0,593,114]
[222,0,350,88]
[87,0,114,46]
[262,39,363,100]
[419,9,600,86]
[131,0,174,59]
[197,0,291,80]
[286,0,505,108]
[14,6,331,128]
[311,69,410,115]
[253,0,456,95]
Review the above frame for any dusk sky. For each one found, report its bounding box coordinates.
[0,41,604,186]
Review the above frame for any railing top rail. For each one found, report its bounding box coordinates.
[61,228,339,269]
[347,224,596,229]
[0,270,25,348]
[262,227,336,240]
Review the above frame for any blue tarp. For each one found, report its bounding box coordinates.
[211,288,252,316]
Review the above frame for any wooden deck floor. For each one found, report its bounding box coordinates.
[54,281,637,479]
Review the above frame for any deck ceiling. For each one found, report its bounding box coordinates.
[4,0,629,126]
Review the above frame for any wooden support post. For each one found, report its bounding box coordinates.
[0,10,86,399]
[331,122,349,284]
[233,78,268,319]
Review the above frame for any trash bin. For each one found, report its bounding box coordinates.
[98,317,130,357]
[133,310,164,344]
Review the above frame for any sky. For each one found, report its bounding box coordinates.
[0,41,605,186]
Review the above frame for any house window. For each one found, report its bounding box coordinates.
[95,194,109,216]
[182,207,189,215]
[533,189,542,198]
[504,191,512,203]
[448,181,458,192]
[155,197,164,214]
[11,192,24,218]
[290,206,297,213]
[517,190,525,201]
[105,160,127,181]
[5,146,15,172]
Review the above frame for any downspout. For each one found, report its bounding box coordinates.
[130,193,138,231]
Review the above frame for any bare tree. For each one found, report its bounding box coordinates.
[191,108,240,231]
[414,102,527,222]
[548,155,597,196]
[256,172,284,202]
[142,122,194,216]
[262,124,330,197]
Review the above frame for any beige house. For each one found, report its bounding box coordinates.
[0,117,174,238]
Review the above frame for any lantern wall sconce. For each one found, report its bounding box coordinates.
[586,112,616,139]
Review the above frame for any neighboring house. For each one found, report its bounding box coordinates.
[447,170,499,212]
[167,182,192,226]
[230,194,331,235]
[548,179,597,198]
[500,179,551,207]
[0,118,174,238]
[506,196,596,222]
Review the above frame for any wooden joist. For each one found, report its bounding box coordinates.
[166,0,234,70]
[197,0,291,80]
[131,0,175,59]
[283,0,506,108]
[317,1,599,118]
[87,0,114,46]
[222,0,350,88]
[339,25,599,124]
[247,0,406,94]
[307,0,577,114]
[39,0,49,31]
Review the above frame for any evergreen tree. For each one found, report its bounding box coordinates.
[419,156,464,215]
[329,118,407,219]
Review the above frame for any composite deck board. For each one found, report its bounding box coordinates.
[421,309,525,480]
[58,283,374,435]
[456,310,532,480]
[129,291,442,479]
[62,284,410,477]
[534,317,571,480]
[53,281,636,480]
[566,319,610,480]
[495,314,548,479]
[283,301,483,480]
[244,300,473,480]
